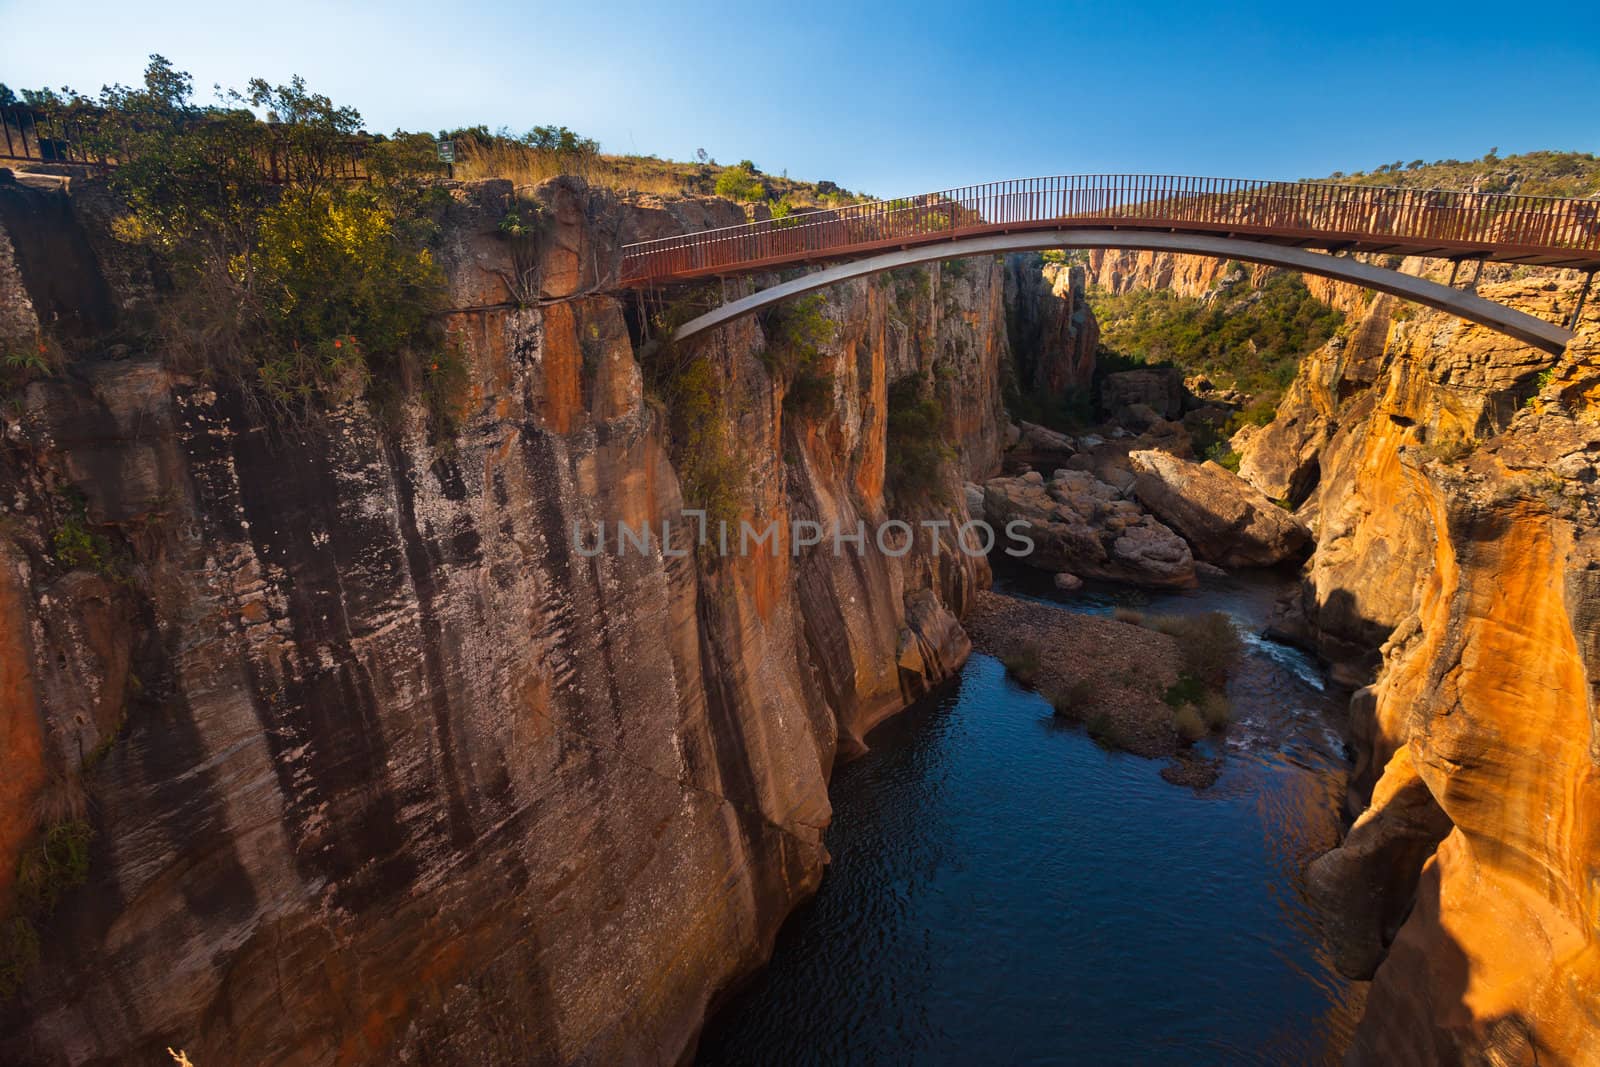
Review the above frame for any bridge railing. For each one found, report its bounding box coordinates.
[1,102,372,182]
[619,174,1600,283]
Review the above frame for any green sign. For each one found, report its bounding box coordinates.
[436,140,455,164]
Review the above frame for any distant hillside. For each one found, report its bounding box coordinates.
[442,127,868,207]
[1317,150,1600,198]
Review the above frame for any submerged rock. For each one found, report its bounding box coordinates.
[1127,449,1311,568]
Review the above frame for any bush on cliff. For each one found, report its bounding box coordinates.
[715,164,767,202]
[1,818,95,998]
[759,295,837,422]
[884,377,953,505]
[65,57,462,433]
[643,290,749,536]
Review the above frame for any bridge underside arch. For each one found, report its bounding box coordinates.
[671,229,1574,354]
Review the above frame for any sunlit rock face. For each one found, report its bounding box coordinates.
[0,176,1009,1065]
[1245,268,1600,1064]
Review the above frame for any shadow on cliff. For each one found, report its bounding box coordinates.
[0,176,117,341]
[1350,861,1544,1066]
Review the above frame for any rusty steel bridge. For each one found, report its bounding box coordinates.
[618,175,1600,352]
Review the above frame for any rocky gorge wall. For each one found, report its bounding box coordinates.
[0,173,1009,1065]
[1235,275,1600,1065]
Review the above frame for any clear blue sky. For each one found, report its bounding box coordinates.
[3,0,1596,196]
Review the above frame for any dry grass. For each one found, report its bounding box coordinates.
[1198,691,1232,730]
[451,140,868,205]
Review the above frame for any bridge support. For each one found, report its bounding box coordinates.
[1570,270,1595,331]
[669,230,1574,354]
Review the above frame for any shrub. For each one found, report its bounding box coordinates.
[1206,442,1242,472]
[2,334,60,400]
[1087,713,1133,751]
[1002,645,1043,688]
[0,917,39,998]
[1234,396,1279,428]
[884,378,953,503]
[1145,612,1242,686]
[1198,691,1233,730]
[71,58,459,434]
[664,355,745,531]
[52,514,109,574]
[1111,606,1145,626]
[1006,379,1094,433]
[1,818,94,999]
[1163,674,1208,709]
[1417,427,1477,463]
[51,498,119,579]
[641,291,750,536]
[760,296,837,421]
[715,165,766,202]
[245,186,448,418]
[1173,705,1207,742]
[14,821,93,914]
[1049,678,1095,718]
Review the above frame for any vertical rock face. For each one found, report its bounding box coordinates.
[1242,270,1600,1064]
[1087,247,1233,297]
[0,176,1009,1065]
[1240,279,1571,678]
[1345,460,1600,1065]
[1003,255,1098,395]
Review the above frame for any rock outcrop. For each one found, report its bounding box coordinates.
[1003,255,1098,396]
[1247,268,1600,1063]
[1100,367,1186,422]
[982,469,1196,588]
[1127,450,1310,568]
[0,175,1011,1065]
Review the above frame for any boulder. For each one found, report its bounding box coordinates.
[1120,401,1163,431]
[983,469,1196,588]
[1011,420,1077,465]
[1052,572,1084,592]
[1102,367,1186,420]
[1127,449,1311,567]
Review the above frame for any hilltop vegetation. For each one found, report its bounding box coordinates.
[445,130,866,206]
[3,58,468,431]
[1090,267,1343,402]
[1318,150,1600,198]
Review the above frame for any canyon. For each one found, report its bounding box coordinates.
[1,165,1598,1066]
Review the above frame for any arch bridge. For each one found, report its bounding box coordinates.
[618,175,1600,353]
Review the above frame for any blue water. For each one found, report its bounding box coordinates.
[696,571,1363,1065]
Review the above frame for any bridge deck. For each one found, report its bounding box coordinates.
[619,175,1600,285]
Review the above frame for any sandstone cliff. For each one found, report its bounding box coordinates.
[1240,272,1600,1065]
[1003,255,1098,397]
[0,174,1008,1065]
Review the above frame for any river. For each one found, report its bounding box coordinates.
[696,567,1365,1065]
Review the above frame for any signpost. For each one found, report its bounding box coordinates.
[436,139,455,177]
